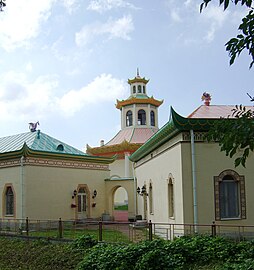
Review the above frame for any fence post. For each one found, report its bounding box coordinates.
[58,218,63,238]
[149,220,153,241]
[211,221,216,237]
[25,217,29,236]
[99,221,103,242]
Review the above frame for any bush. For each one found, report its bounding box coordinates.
[71,234,98,250]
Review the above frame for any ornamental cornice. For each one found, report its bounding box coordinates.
[116,97,163,109]
[0,157,109,171]
[87,141,142,156]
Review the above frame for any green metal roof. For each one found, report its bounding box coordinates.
[0,131,87,156]
[0,131,115,164]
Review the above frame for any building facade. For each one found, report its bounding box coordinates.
[130,102,254,227]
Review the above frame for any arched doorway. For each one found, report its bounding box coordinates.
[113,187,128,221]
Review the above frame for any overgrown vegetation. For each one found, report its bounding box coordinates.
[76,235,254,270]
[1,234,254,269]
[0,236,84,270]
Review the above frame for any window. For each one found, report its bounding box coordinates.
[138,85,142,93]
[168,179,174,218]
[57,144,64,151]
[150,111,155,126]
[133,86,136,94]
[138,109,146,125]
[214,170,246,220]
[78,187,87,213]
[143,86,146,93]
[5,186,14,216]
[149,183,153,214]
[126,110,133,127]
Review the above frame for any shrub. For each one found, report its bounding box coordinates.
[71,234,97,250]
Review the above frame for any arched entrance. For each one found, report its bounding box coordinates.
[113,186,128,221]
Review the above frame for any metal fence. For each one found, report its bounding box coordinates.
[0,218,254,243]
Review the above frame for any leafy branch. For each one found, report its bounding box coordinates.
[200,0,254,68]
[207,104,254,167]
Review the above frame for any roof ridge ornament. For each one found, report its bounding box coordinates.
[201,92,212,106]
[0,0,6,11]
[137,67,140,77]
[29,121,40,132]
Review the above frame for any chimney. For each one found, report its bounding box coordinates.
[100,140,104,146]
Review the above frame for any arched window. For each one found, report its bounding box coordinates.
[168,178,174,218]
[57,144,64,151]
[149,183,153,214]
[214,170,246,220]
[138,109,146,125]
[143,86,146,94]
[138,85,142,93]
[150,111,155,126]
[126,110,133,126]
[220,175,239,218]
[133,86,136,94]
[5,186,14,216]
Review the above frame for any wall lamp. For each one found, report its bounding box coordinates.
[92,190,97,199]
[137,185,148,196]
[72,189,77,199]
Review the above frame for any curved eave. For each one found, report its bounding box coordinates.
[87,141,142,156]
[0,143,115,164]
[116,97,163,110]
[171,107,229,131]
[130,120,179,162]
[128,77,149,84]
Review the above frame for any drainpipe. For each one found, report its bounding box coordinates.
[190,130,198,232]
[20,156,25,220]
[132,161,137,217]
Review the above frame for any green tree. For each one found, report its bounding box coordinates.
[200,0,254,69]
[207,105,254,167]
[201,1,254,167]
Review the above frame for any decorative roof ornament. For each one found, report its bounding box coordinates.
[29,121,40,132]
[0,0,6,11]
[201,92,212,106]
[137,67,140,77]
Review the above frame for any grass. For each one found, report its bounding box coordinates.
[114,204,128,211]
[28,228,131,243]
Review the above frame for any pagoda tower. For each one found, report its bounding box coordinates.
[87,70,163,178]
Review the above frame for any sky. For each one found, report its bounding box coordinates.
[0,0,253,151]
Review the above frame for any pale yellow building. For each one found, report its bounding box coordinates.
[130,100,254,228]
[0,130,114,221]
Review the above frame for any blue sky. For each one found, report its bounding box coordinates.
[0,0,253,150]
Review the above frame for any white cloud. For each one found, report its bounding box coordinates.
[87,0,138,13]
[0,72,58,121]
[62,0,79,14]
[200,5,229,42]
[0,72,128,121]
[75,15,134,47]
[0,0,55,51]
[58,73,128,116]
[170,9,182,23]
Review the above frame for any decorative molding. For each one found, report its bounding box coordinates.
[214,170,246,220]
[0,157,109,171]
[182,132,207,142]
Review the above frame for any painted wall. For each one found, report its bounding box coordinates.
[0,159,111,221]
[134,134,184,223]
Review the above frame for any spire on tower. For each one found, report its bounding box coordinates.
[137,68,140,77]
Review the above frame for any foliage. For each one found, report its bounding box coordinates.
[207,105,254,167]
[0,236,84,270]
[71,234,98,249]
[200,0,254,68]
[77,235,254,270]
